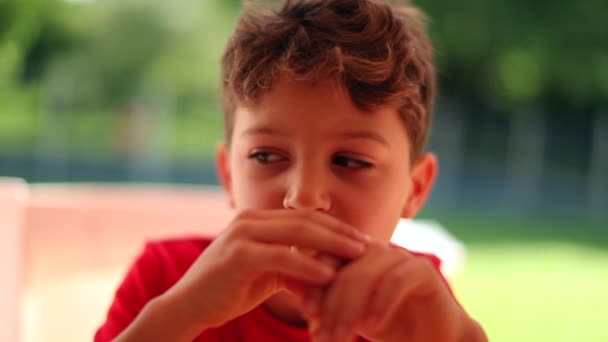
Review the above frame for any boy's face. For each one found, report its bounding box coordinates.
[217,77,436,242]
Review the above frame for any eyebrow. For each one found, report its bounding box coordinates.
[340,130,390,147]
[241,126,286,137]
[241,126,389,147]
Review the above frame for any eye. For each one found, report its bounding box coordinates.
[332,155,374,169]
[248,150,286,164]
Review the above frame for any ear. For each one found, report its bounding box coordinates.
[216,143,235,209]
[401,153,438,218]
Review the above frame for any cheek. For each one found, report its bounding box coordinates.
[232,170,286,210]
[335,179,409,242]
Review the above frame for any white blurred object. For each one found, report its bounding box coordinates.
[391,219,467,279]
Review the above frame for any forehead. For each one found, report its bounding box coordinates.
[232,77,411,154]
[242,78,400,128]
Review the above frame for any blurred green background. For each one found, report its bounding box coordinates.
[1,0,606,341]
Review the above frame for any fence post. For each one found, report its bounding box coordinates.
[35,81,71,182]
[503,109,546,211]
[126,94,175,182]
[431,100,465,203]
[587,112,608,218]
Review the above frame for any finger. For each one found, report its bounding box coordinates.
[256,208,372,243]
[363,257,436,331]
[302,286,324,319]
[302,285,324,338]
[281,250,347,300]
[242,216,368,260]
[317,252,346,268]
[242,242,336,284]
[303,253,347,318]
[317,243,399,340]
[282,277,310,300]
[304,253,345,340]
[295,209,371,243]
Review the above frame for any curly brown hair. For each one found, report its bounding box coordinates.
[221,0,436,161]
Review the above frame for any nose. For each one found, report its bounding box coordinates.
[282,163,331,212]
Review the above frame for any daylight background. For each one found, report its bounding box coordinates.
[1,0,607,341]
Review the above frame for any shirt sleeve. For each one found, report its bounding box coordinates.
[94,242,164,342]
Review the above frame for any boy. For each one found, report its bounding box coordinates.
[96,0,488,341]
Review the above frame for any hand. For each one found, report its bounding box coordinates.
[310,241,480,342]
[159,208,370,336]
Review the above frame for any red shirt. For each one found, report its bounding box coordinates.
[95,237,442,342]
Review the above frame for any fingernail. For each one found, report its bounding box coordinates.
[353,229,372,242]
[348,241,366,254]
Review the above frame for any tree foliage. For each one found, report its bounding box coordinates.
[1,0,606,115]
[419,0,608,112]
